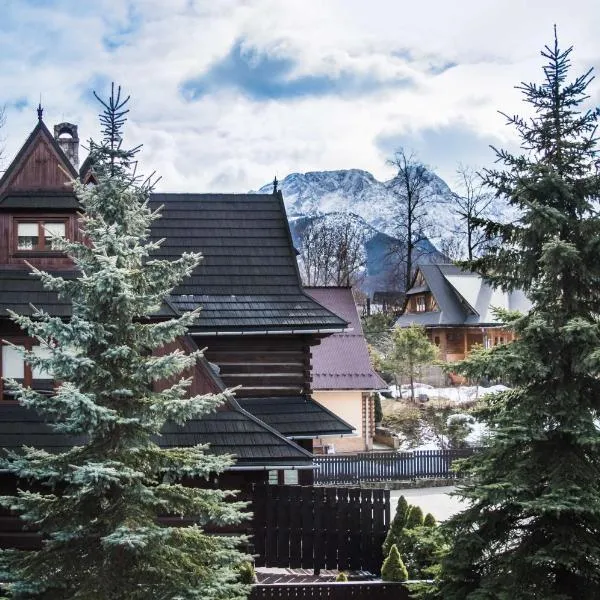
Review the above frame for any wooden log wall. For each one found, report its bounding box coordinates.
[198,335,313,398]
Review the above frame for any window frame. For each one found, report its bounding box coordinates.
[12,217,69,255]
[0,337,55,403]
[415,294,427,312]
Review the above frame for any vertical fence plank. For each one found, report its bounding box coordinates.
[372,488,385,574]
[336,487,350,572]
[324,487,338,570]
[359,488,373,571]
[276,485,290,566]
[289,486,302,568]
[265,485,278,566]
[251,484,266,567]
[313,487,325,574]
[347,488,362,570]
[300,486,314,570]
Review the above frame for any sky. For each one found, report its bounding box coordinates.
[1,0,599,193]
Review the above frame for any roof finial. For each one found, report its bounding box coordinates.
[37,95,43,121]
[273,175,278,195]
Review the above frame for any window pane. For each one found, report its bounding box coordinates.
[32,346,53,379]
[2,345,25,379]
[44,223,66,250]
[17,223,38,250]
[283,470,298,485]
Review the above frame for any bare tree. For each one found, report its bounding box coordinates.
[387,149,439,291]
[438,236,465,262]
[299,214,367,286]
[448,164,495,260]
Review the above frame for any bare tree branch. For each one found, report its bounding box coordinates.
[387,148,439,290]
[447,164,496,260]
[299,214,367,286]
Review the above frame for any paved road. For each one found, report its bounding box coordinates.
[390,486,467,522]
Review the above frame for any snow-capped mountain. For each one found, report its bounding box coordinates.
[255,167,459,244]
[252,167,512,294]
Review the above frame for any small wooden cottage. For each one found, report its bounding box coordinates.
[395,264,531,361]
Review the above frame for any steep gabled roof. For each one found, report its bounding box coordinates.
[395,264,531,328]
[0,192,348,333]
[0,120,78,198]
[305,287,387,391]
[149,193,349,333]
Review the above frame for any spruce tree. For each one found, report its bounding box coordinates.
[440,30,600,599]
[405,505,424,529]
[423,513,436,528]
[383,495,409,556]
[0,86,250,599]
[381,544,409,582]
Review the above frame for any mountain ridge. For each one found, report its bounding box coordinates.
[252,166,510,294]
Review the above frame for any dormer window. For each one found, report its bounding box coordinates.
[15,219,66,252]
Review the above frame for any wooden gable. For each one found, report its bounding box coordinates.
[0,121,78,197]
[413,268,426,287]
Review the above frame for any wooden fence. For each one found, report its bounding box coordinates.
[314,448,476,485]
[251,485,390,574]
[250,581,410,599]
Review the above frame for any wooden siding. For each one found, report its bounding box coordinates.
[406,292,436,314]
[429,327,515,362]
[0,471,268,552]
[198,336,313,398]
[1,137,72,194]
[154,337,222,397]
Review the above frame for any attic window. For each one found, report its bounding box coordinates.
[415,295,427,312]
[16,220,66,251]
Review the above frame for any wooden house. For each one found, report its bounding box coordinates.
[0,112,354,509]
[395,264,531,361]
[304,287,387,453]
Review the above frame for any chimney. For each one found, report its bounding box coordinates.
[53,122,79,169]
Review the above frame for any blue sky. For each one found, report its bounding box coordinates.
[1,0,599,192]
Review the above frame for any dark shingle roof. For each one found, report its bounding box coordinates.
[149,194,348,332]
[0,400,313,468]
[237,396,355,438]
[396,264,531,328]
[0,193,348,332]
[0,271,73,317]
[0,335,312,468]
[305,287,387,391]
[0,270,178,319]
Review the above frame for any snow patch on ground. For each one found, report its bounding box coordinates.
[388,383,509,404]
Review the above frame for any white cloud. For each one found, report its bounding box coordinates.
[0,0,599,193]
